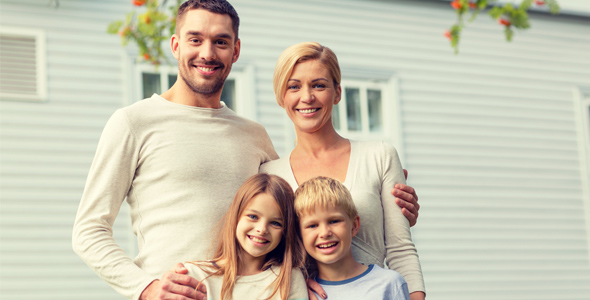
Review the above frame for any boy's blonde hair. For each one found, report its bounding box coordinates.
[294,176,358,220]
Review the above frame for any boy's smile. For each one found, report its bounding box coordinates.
[299,205,359,266]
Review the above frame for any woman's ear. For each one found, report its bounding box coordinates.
[333,84,342,105]
[351,215,360,237]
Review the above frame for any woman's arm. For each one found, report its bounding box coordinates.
[380,142,426,295]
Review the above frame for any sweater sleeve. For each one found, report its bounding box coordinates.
[72,109,157,300]
[288,268,309,300]
[380,142,425,294]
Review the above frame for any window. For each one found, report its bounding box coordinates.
[136,65,238,111]
[0,27,46,102]
[332,80,392,140]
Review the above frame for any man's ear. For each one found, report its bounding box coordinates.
[171,34,180,60]
[232,38,241,63]
[351,215,360,237]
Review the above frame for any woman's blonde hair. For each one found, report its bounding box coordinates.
[189,173,305,300]
[273,42,341,107]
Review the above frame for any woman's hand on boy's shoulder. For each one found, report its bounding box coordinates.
[392,169,420,227]
[140,262,206,300]
[306,278,327,300]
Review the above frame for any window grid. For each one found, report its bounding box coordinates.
[335,80,387,139]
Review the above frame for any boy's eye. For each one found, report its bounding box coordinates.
[307,224,318,229]
[329,219,341,224]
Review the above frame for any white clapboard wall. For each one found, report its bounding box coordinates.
[0,0,589,299]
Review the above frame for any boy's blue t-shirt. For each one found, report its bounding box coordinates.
[315,264,410,300]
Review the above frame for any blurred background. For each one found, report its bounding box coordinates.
[1,0,589,299]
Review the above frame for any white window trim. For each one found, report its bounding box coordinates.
[573,86,590,261]
[0,26,46,102]
[335,76,404,163]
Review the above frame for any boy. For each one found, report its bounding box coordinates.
[295,176,411,300]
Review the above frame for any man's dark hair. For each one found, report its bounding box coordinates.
[176,0,240,41]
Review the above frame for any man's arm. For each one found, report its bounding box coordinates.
[72,110,156,300]
[392,169,420,227]
[141,263,206,300]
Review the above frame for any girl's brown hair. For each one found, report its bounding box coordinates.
[190,173,305,300]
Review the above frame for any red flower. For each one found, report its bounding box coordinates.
[143,53,150,60]
[534,0,545,5]
[498,18,511,26]
[469,2,477,9]
[133,0,146,6]
[443,30,452,41]
[450,0,463,10]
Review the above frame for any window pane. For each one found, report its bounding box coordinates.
[220,79,235,111]
[142,73,160,99]
[367,89,382,132]
[345,88,361,131]
[168,74,177,88]
[332,105,341,130]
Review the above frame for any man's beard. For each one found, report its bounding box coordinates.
[180,60,229,96]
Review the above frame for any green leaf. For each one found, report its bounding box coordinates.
[504,26,514,41]
[107,20,123,34]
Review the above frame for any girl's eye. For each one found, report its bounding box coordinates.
[270,221,283,227]
[307,224,318,229]
[247,214,258,220]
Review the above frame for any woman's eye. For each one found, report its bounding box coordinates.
[287,85,299,90]
[313,84,326,89]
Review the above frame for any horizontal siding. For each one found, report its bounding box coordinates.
[1,0,589,299]
[0,1,132,300]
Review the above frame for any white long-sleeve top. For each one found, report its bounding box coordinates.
[260,140,425,294]
[72,94,278,300]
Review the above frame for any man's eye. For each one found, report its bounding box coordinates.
[190,39,200,43]
[215,40,228,45]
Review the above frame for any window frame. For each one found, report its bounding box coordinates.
[574,86,590,260]
[0,26,46,102]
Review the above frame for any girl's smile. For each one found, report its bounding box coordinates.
[235,192,284,271]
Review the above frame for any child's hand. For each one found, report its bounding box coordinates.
[392,169,420,227]
[306,278,327,300]
[140,262,206,300]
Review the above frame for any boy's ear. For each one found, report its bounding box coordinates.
[351,216,360,237]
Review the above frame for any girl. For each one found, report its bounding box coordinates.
[185,173,308,300]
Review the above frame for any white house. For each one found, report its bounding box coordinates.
[1,0,589,299]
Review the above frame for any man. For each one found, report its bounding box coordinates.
[72,1,420,300]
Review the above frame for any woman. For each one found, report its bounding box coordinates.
[260,42,425,300]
